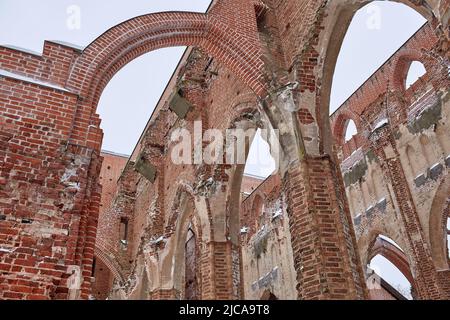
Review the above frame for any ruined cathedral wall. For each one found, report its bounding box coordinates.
[239,174,297,300]
[329,23,450,277]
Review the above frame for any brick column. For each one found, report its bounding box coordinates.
[284,155,368,299]
[199,241,240,300]
[149,288,180,300]
[369,126,448,299]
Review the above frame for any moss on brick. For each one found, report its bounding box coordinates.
[407,101,442,134]
[344,159,368,187]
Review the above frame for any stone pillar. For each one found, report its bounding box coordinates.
[149,289,180,300]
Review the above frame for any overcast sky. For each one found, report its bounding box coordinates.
[0,1,426,297]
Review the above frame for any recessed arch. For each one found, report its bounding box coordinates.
[389,48,430,92]
[67,12,266,105]
[429,175,450,270]
[435,124,450,155]
[163,183,211,297]
[332,110,361,145]
[368,235,415,284]
[405,144,420,177]
[251,194,265,230]
[224,100,273,245]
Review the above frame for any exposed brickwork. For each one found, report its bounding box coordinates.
[330,20,450,299]
[0,0,448,300]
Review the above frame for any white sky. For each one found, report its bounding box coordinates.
[0,0,427,298]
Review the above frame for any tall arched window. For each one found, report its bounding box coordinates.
[369,235,414,300]
[330,1,426,113]
[244,128,277,181]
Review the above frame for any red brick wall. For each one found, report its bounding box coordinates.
[1,0,448,300]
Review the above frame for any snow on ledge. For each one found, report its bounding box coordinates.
[0,69,73,93]
[150,236,165,245]
[430,162,441,170]
[2,44,41,56]
[48,40,85,52]
[377,197,386,204]
[271,209,283,220]
[372,118,389,132]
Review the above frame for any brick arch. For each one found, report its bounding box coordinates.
[332,111,362,146]
[390,49,428,92]
[94,244,125,284]
[368,236,415,285]
[429,175,450,270]
[165,182,211,240]
[226,98,261,129]
[67,11,266,107]
[224,100,265,246]
[316,0,435,153]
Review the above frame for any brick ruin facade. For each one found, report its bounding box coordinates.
[0,0,449,300]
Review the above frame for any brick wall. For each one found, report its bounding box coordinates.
[1,0,448,300]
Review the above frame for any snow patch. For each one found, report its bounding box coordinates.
[372,118,389,131]
[49,40,85,51]
[0,69,72,93]
[272,209,283,220]
[240,226,249,234]
[150,236,165,245]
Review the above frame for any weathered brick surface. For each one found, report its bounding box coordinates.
[330,20,450,300]
[0,0,448,300]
